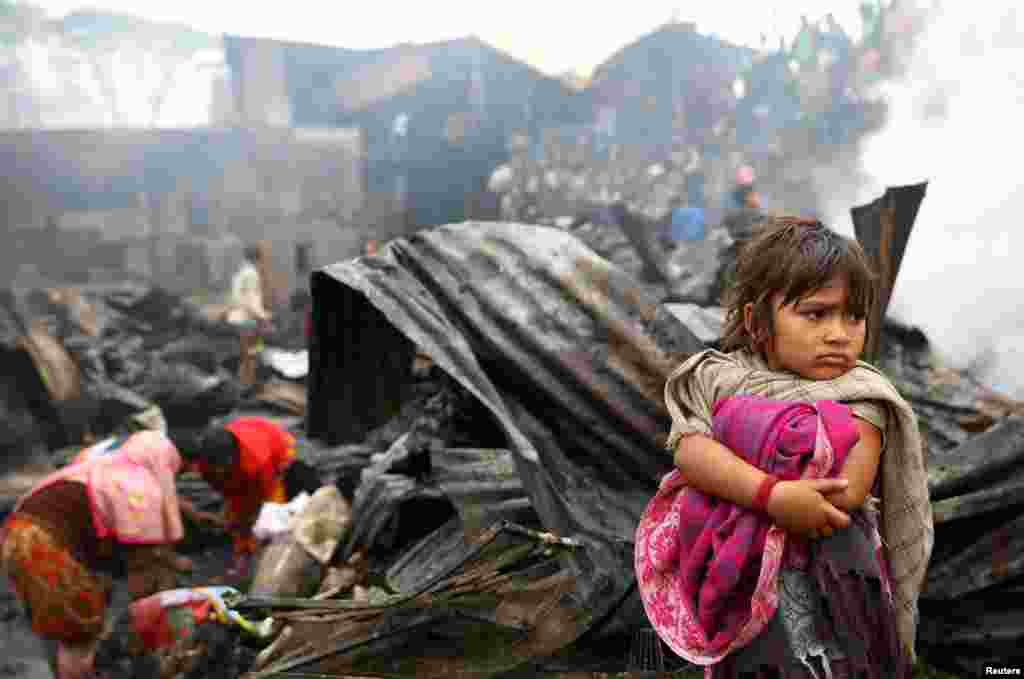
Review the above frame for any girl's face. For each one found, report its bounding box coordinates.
[746,274,867,380]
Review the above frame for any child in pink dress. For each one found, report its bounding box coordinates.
[636,217,933,678]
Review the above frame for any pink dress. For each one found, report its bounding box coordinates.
[636,396,908,679]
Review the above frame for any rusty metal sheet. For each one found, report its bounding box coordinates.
[308,221,705,664]
[309,221,701,482]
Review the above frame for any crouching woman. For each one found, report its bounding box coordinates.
[0,430,195,679]
[189,416,319,576]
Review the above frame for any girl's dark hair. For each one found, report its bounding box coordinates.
[168,426,238,467]
[720,215,878,353]
[243,244,261,263]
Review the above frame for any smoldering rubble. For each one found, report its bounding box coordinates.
[0,203,1020,679]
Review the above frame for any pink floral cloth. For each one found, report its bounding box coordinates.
[17,430,185,545]
[634,396,860,667]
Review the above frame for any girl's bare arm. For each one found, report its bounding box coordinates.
[826,418,883,511]
[673,434,770,508]
[674,434,851,537]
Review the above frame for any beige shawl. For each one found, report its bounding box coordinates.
[663,348,933,662]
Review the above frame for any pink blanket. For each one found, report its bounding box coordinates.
[635,396,860,665]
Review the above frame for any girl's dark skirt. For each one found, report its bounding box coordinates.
[710,511,911,679]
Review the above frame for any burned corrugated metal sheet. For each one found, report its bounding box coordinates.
[304,217,1024,673]
[931,464,1024,524]
[344,467,451,561]
[920,411,1024,666]
[308,221,704,662]
[307,259,417,445]
[919,592,1024,666]
[386,516,489,594]
[847,180,929,364]
[927,415,1024,500]
[310,220,702,476]
[850,181,927,361]
[925,510,1024,599]
[430,447,534,529]
[336,374,531,563]
[851,182,927,308]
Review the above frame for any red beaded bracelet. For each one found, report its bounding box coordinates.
[752,474,780,513]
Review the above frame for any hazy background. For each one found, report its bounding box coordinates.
[18,0,1024,396]
[822,3,1024,395]
[35,1,869,77]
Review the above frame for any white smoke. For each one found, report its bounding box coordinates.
[826,3,1024,397]
[7,25,231,129]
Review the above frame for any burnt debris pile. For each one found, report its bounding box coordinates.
[0,209,1018,678]
[0,281,309,483]
[228,211,1020,678]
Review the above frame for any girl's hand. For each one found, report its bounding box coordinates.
[766,478,851,540]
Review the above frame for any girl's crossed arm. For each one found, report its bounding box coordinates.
[674,433,852,540]
[827,418,883,512]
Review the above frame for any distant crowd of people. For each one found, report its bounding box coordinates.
[713,1,931,233]
[494,1,933,241]
[736,1,929,153]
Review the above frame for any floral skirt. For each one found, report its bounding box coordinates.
[0,514,109,644]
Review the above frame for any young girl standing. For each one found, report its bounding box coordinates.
[636,217,933,678]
